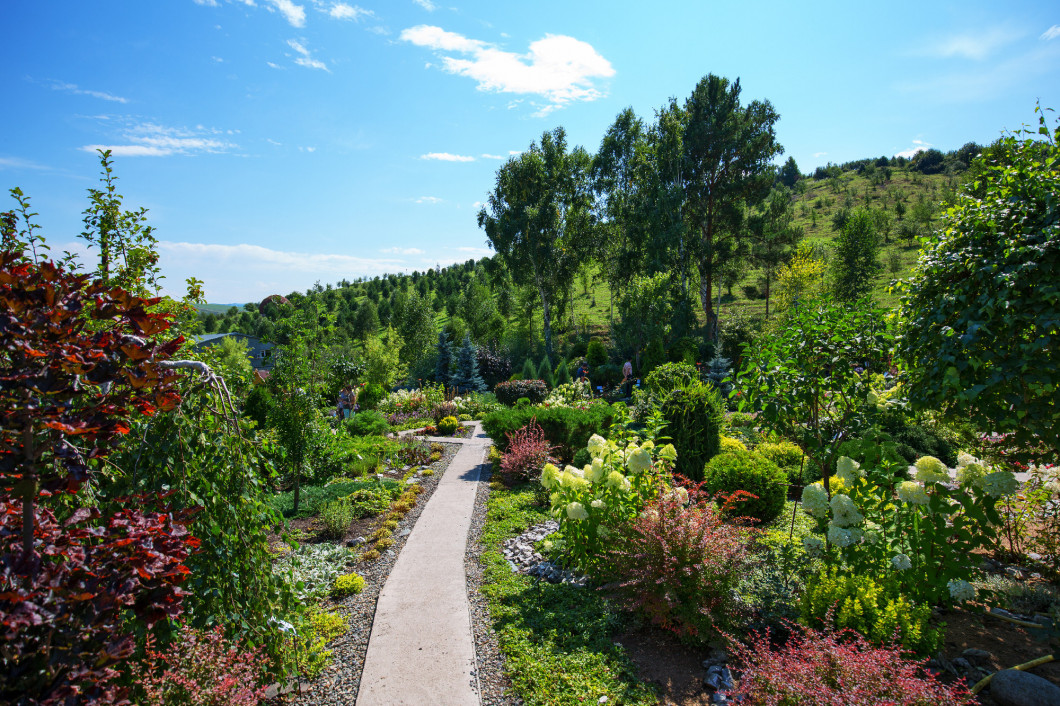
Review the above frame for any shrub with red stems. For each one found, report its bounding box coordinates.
[599,481,755,640]
[498,421,556,485]
[725,622,973,705]
[130,624,270,705]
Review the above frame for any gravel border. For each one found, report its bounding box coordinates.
[465,453,521,706]
[282,441,462,705]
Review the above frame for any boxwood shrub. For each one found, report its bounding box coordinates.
[657,381,724,481]
[702,449,787,525]
[495,379,549,406]
[482,403,618,461]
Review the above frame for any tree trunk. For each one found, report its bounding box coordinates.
[539,286,552,357]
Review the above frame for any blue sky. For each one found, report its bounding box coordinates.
[3,1,1058,303]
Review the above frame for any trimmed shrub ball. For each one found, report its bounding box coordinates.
[703,449,787,525]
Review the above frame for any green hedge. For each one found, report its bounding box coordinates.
[482,404,618,461]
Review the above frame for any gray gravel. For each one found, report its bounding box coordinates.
[281,441,461,706]
[465,456,521,706]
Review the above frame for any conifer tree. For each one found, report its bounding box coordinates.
[435,330,452,386]
[450,335,486,393]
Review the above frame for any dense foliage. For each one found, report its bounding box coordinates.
[482,403,618,461]
[702,449,787,524]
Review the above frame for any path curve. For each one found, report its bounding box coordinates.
[356,422,490,706]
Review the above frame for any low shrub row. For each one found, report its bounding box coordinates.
[482,403,618,461]
[494,379,549,406]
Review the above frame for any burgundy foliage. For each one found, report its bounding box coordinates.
[600,482,755,640]
[0,250,196,704]
[494,379,548,406]
[498,421,555,485]
[475,345,512,389]
[725,623,973,705]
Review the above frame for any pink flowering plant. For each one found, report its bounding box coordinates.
[800,434,1015,605]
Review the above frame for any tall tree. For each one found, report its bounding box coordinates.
[682,74,782,339]
[478,127,595,355]
[394,288,436,369]
[831,207,882,302]
[749,186,803,318]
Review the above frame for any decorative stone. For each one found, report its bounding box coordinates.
[990,669,1060,706]
[962,648,992,663]
[397,528,411,537]
[347,536,366,547]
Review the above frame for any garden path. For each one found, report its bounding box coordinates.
[356,422,490,706]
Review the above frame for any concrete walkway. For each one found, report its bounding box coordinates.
[357,423,490,706]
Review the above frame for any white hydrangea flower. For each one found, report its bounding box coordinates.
[801,483,829,518]
[892,553,912,571]
[829,494,864,528]
[566,502,589,521]
[566,465,585,479]
[626,447,652,475]
[803,537,825,557]
[866,391,879,406]
[915,456,950,484]
[590,499,605,509]
[835,456,863,486]
[606,470,631,492]
[675,487,689,505]
[982,471,1019,498]
[640,440,655,451]
[956,462,987,488]
[956,451,978,468]
[657,443,678,461]
[897,481,930,505]
[587,434,607,457]
[827,524,858,548]
[541,463,560,490]
[863,521,881,545]
[947,579,977,602]
[585,457,606,483]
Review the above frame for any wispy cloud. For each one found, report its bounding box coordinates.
[400,25,614,115]
[894,139,932,159]
[382,246,425,255]
[0,156,52,171]
[415,196,444,204]
[413,0,436,10]
[420,152,475,162]
[328,2,372,20]
[193,0,220,6]
[267,0,306,27]
[455,246,492,257]
[1042,25,1060,41]
[912,27,1023,60]
[80,121,237,157]
[287,39,328,71]
[894,42,1060,103]
[812,151,827,158]
[480,153,505,160]
[48,80,128,103]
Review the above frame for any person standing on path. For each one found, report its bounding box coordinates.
[622,359,633,398]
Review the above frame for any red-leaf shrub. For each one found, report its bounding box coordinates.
[130,624,270,705]
[498,421,555,485]
[725,623,973,705]
[494,379,548,406]
[0,250,194,703]
[600,483,755,640]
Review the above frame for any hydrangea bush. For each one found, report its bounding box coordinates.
[541,432,676,571]
[800,441,1016,605]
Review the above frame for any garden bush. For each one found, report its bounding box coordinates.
[719,436,748,454]
[757,440,807,484]
[645,361,699,394]
[601,489,752,640]
[432,400,460,423]
[320,498,356,539]
[727,622,972,705]
[270,479,398,519]
[437,415,460,435]
[498,421,556,485]
[346,410,389,437]
[495,379,549,406]
[130,624,269,705]
[358,382,386,410]
[482,404,618,461]
[571,447,592,468]
[586,338,608,367]
[702,450,786,524]
[657,381,725,481]
[798,568,942,656]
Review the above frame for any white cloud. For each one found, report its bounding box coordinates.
[0,156,52,171]
[813,151,827,158]
[1042,25,1060,41]
[413,0,436,10]
[329,2,372,20]
[382,247,426,255]
[267,61,284,69]
[48,80,128,103]
[267,0,305,27]
[400,25,615,113]
[287,39,329,71]
[211,56,225,62]
[193,0,220,5]
[80,121,236,157]
[508,150,521,155]
[415,196,443,204]
[480,153,505,160]
[455,246,492,257]
[914,27,1022,60]
[420,152,475,162]
[153,240,407,302]
[894,139,932,159]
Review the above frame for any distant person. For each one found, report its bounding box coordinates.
[337,386,352,419]
[622,359,633,397]
[574,361,589,384]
